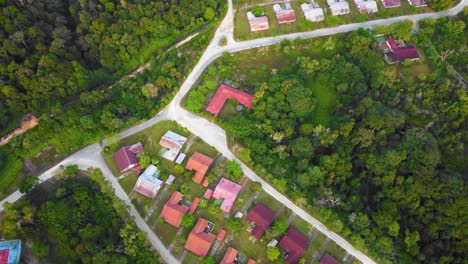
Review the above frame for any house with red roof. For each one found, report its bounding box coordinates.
[320,253,342,264]
[377,36,420,64]
[273,3,297,24]
[246,203,276,239]
[247,11,270,32]
[160,191,190,228]
[0,240,21,264]
[279,227,310,264]
[185,218,216,256]
[408,0,427,6]
[113,142,144,173]
[247,259,256,264]
[133,165,163,199]
[212,178,242,213]
[220,247,239,264]
[205,84,255,116]
[381,0,401,7]
[185,152,214,186]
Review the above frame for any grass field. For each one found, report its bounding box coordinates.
[118,173,139,195]
[306,76,337,127]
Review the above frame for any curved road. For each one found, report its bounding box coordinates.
[1,0,467,263]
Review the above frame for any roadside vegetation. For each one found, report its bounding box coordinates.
[0,168,160,263]
[184,15,467,264]
[0,1,227,200]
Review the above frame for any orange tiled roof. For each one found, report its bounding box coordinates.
[185,218,216,256]
[160,192,190,228]
[220,247,238,264]
[185,152,214,184]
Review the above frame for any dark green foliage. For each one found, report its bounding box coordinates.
[250,6,264,17]
[181,214,196,229]
[225,160,243,182]
[226,217,243,232]
[19,176,38,193]
[1,177,159,262]
[202,256,216,264]
[187,17,467,263]
[0,0,225,132]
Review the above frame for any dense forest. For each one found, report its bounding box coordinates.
[0,168,159,263]
[0,0,225,199]
[186,16,467,264]
[0,0,225,132]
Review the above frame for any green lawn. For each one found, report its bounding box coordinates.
[230,178,260,214]
[118,173,139,195]
[255,190,285,212]
[153,219,180,246]
[229,222,270,261]
[218,99,240,121]
[291,216,313,235]
[306,76,337,127]
[326,241,348,261]
[310,231,328,252]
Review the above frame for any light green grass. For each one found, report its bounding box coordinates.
[326,241,348,261]
[291,216,313,235]
[310,231,327,252]
[118,173,139,195]
[306,76,337,127]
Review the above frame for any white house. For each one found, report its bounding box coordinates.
[354,0,378,13]
[159,130,187,162]
[327,0,350,16]
[301,2,325,22]
[133,165,163,199]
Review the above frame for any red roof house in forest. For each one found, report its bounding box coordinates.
[185,152,214,185]
[320,253,342,264]
[160,191,190,228]
[205,84,255,116]
[212,178,242,213]
[279,227,310,264]
[114,142,144,173]
[220,247,239,264]
[185,218,216,256]
[379,36,420,64]
[381,0,401,7]
[246,203,276,239]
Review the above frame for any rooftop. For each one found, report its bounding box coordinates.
[212,178,242,213]
[246,203,276,239]
[0,240,21,264]
[160,191,190,228]
[133,165,163,199]
[185,218,216,256]
[205,84,255,116]
[220,247,238,264]
[185,152,214,185]
[247,12,270,32]
[273,4,297,24]
[382,0,401,7]
[114,142,143,173]
[279,227,310,264]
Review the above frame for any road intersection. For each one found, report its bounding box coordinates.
[1,0,466,263]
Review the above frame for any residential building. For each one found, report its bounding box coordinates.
[354,0,378,13]
[113,142,144,173]
[185,152,214,186]
[185,218,216,256]
[133,165,163,199]
[160,191,190,228]
[220,247,239,264]
[247,11,270,32]
[301,1,325,22]
[320,253,342,264]
[279,227,310,264]
[212,178,242,213]
[273,3,297,24]
[246,203,276,239]
[408,0,427,6]
[377,35,420,64]
[247,259,256,264]
[327,0,350,15]
[205,84,255,116]
[159,131,187,162]
[0,240,21,264]
[381,0,401,8]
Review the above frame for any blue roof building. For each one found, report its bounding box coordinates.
[0,240,22,264]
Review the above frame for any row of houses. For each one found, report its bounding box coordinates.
[247,0,428,32]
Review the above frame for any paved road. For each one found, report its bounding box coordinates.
[1,0,467,263]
